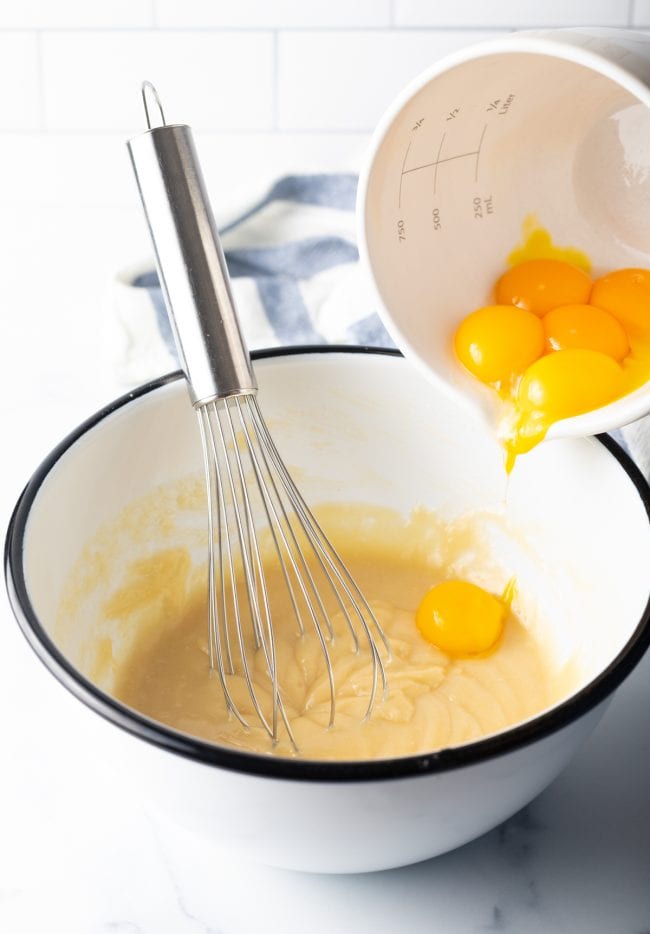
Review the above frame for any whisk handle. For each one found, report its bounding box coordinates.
[128,123,257,406]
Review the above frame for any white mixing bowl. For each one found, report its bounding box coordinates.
[5,348,650,873]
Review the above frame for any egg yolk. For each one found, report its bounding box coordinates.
[542,304,629,360]
[496,259,592,316]
[590,268,650,332]
[507,218,591,272]
[415,580,508,656]
[517,348,623,420]
[454,305,544,386]
[453,224,650,470]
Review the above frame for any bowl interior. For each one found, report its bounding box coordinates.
[17,351,650,730]
[361,44,650,436]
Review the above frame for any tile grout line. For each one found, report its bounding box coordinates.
[35,29,46,132]
[0,24,624,34]
[272,29,278,131]
[4,17,645,137]
[0,127,375,137]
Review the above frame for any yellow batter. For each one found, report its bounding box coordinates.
[108,506,563,761]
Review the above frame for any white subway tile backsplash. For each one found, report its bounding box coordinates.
[278,29,506,131]
[0,2,647,212]
[155,0,391,28]
[0,33,40,130]
[394,0,630,28]
[632,1,650,25]
[41,31,274,130]
[0,132,369,212]
[0,135,136,207]
[0,1,154,29]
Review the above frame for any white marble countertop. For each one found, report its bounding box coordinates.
[2,205,650,934]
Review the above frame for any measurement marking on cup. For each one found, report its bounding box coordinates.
[433,132,446,196]
[473,194,494,219]
[474,123,487,182]
[402,149,480,175]
[397,140,412,209]
[399,124,488,207]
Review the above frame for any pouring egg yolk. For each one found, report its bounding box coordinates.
[454,243,650,468]
[517,349,623,420]
[415,580,509,656]
[496,258,591,315]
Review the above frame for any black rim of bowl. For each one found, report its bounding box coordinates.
[5,345,650,782]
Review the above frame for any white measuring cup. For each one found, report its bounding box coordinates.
[358,27,650,440]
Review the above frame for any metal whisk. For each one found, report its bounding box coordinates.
[128,83,389,747]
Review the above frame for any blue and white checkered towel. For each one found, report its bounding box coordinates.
[110,173,393,387]
[109,172,649,479]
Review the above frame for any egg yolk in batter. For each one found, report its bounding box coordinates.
[416,579,513,656]
[453,226,650,469]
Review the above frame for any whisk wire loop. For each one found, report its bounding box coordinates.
[205,398,299,746]
[221,398,296,743]
[248,399,391,707]
[196,393,392,745]
[235,398,338,727]
[207,402,277,738]
[197,408,247,728]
